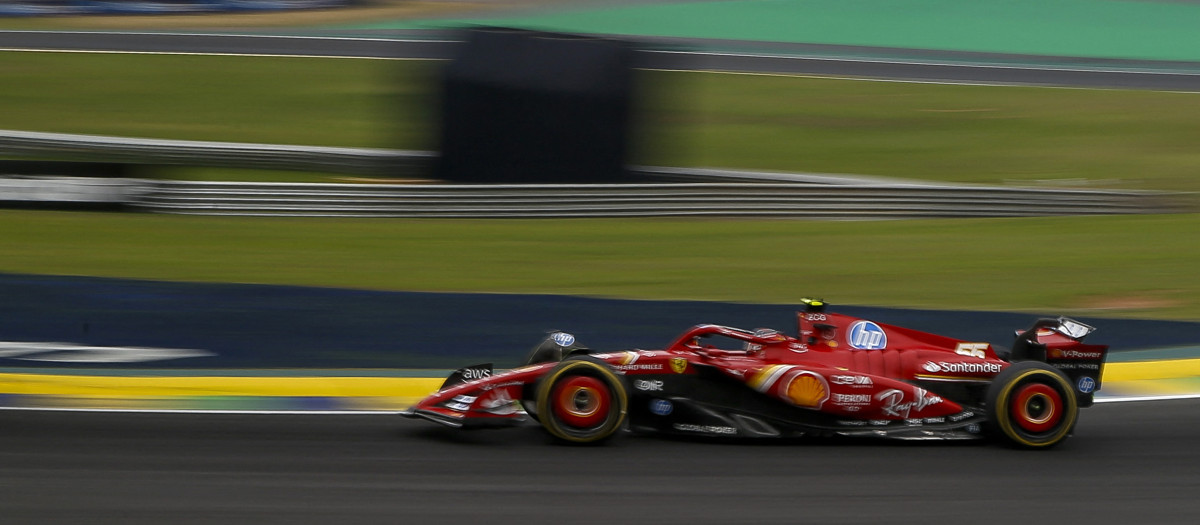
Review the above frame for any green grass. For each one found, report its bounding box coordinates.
[0,52,437,150]
[3,52,1198,323]
[3,52,1200,191]
[1,210,1197,320]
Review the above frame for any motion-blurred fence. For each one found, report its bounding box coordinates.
[132,180,1171,218]
[0,129,1183,218]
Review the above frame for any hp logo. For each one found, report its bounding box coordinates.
[848,321,888,350]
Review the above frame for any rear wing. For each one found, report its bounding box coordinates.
[1013,317,1107,407]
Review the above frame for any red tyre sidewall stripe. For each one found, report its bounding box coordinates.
[1010,382,1063,434]
[552,375,610,429]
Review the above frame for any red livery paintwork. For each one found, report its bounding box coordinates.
[403,300,1107,448]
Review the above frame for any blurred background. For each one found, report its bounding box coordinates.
[3,2,1200,523]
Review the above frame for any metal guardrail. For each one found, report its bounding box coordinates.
[0,129,1183,218]
[0,130,433,176]
[132,180,1176,219]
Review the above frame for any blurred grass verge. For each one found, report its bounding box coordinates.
[0,210,1196,320]
[2,52,1199,192]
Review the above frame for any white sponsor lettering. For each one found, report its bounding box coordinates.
[461,368,492,380]
[788,342,810,353]
[922,361,1002,375]
[479,390,518,415]
[833,393,872,404]
[672,423,737,435]
[949,411,977,422]
[634,379,664,391]
[613,363,664,371]
[831,374,873,386]
[875,388,943,418]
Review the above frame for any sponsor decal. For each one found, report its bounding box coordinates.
[1077,376,1097,394]
[847,321,887,350]
[832,393,872,405]
[460,368,492,381]
[613,363,664,372]
[480,380,523,391]
[447,396,474,411]
[672,423,736,435]
[669,357,688,374]
[949,411,976,422]
[923,417,945,424]
[1054,363,1101,370]
[966,424,982,434]
[750,364,793,391]
[954,343,988,359]
[649,399,673,416]
[804,313,828,322]
[1050,349,1105,360]
[634,379,664,392]
[831,374,873,387]
[921,361,1002,375]
[788,342,809,353]
[875,388,943,418]
[784,372,830,409]
[551,332,576,347]
[479,389,518,415]
[837,420,868,426]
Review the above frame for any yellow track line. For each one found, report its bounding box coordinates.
[0,360,1195,400]
[1103,359,1200,382]
[0,373,443,398]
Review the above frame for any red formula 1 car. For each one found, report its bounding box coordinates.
[402,300,1108,448]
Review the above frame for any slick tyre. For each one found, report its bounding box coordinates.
[536,357,628,444]
[986,361,1078,449]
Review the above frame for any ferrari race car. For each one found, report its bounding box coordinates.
[402,300,1108,448]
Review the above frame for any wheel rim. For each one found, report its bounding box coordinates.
[551,376,611,429]
[1010,382,1064,434]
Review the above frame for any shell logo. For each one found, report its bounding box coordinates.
[785,373,829,409]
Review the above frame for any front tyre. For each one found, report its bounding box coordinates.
[535,357,628,444]
[986,361,1078,449]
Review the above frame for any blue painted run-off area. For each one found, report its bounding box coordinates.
[2,273,1199,370]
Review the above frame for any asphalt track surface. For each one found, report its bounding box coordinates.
[3,399,1199,524]
[2,30,1200,91]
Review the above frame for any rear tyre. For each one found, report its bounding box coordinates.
[986,361,1078,449]
[535,357,628,444]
